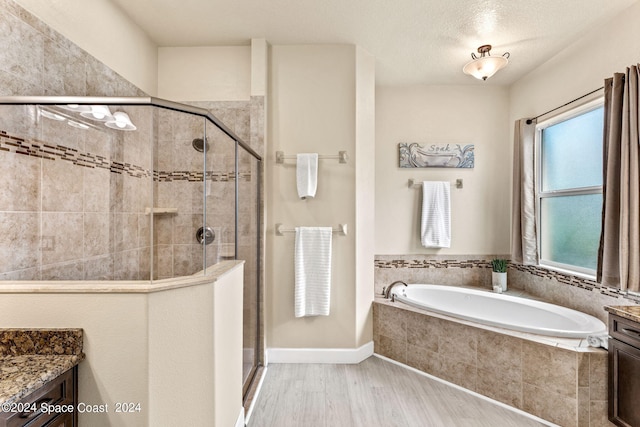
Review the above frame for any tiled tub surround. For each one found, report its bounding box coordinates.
[375,255,639,324]
[0,328,84,405]
[373,300,610,427]
[373,255,639,426]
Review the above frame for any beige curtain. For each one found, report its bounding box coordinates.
[511,118,538,265]
[598,65,640,291]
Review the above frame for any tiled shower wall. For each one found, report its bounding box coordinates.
[0,105,156,280]
[0,1,146,98]
[151,100,263,280]
[0,1,266,284]
[0,0,149,280]
[375,255,639,323]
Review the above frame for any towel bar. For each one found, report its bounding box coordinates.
[275,223,348,236]
[408,178,463,189]
[275,151,348,164]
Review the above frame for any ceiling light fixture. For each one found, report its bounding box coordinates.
[463,45,509,81]
[105,111,137,131]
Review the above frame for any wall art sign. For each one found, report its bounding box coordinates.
[399,142,474,168]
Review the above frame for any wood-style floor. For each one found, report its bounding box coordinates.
[247,356,549,427]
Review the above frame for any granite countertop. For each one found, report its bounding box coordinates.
[0,329,84,405]
[605,305,640,324]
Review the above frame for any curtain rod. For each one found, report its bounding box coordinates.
[526,86,604,125]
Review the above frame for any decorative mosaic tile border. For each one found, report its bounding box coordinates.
[374,258,492,269]
[0,130,251,182]
[155,171,251,182]
[511,263,640,303]
[375,256,640,304]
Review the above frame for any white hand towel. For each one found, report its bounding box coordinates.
[294,226,332,317]
[296,153,318,199]
[421,181,451,248]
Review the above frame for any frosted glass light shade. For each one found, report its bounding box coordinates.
[105,111,136,131]
[80,105,113,121]
[463,55,508,81]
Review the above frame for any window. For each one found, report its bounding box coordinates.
[535,100,604,276]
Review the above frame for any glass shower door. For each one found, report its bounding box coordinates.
[237,146,261,397]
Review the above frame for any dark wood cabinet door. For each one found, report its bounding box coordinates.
[609,338,640,427]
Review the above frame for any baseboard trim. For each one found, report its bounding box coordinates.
[267,341,374,364]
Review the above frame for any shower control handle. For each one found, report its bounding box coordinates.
[196,226,215,245]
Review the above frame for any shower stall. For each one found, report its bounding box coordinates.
[0,96,263,399]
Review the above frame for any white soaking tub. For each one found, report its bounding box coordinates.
[391,284,607,338]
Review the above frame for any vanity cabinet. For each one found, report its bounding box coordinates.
[0,367,77,427]
[609,313,640,427]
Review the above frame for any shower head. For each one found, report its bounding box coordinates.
[192,137,209,153]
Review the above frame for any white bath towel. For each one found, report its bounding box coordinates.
[294,226,332,317]
[587,334,608,350]
[421,181,451,248]
[296,153,318,199]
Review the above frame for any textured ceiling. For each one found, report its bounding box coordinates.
[110,0,637,86]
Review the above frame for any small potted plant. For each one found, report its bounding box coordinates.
[491,258,508,292]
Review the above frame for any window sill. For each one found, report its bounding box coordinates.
[537,262,597,282]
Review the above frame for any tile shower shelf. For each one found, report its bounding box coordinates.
[144,207,178,215]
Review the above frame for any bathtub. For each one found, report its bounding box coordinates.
[391,284,607,338]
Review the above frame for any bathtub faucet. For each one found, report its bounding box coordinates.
[382,280,407,302]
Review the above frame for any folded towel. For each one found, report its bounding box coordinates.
[587,334,608,350]
[296,153,318,199]
[421,181,451,248]
[294,226,332,317]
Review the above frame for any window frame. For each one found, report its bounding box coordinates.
[534,98,604,278]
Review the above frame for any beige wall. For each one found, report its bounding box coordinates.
[266,44,374,349]
[0,293,149,427]
[148,264,244,427]
[14,0,158,95]
[354,46,376,347]
[375,85,510,255]
[158,46,252,101]
[509,1,640,125]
